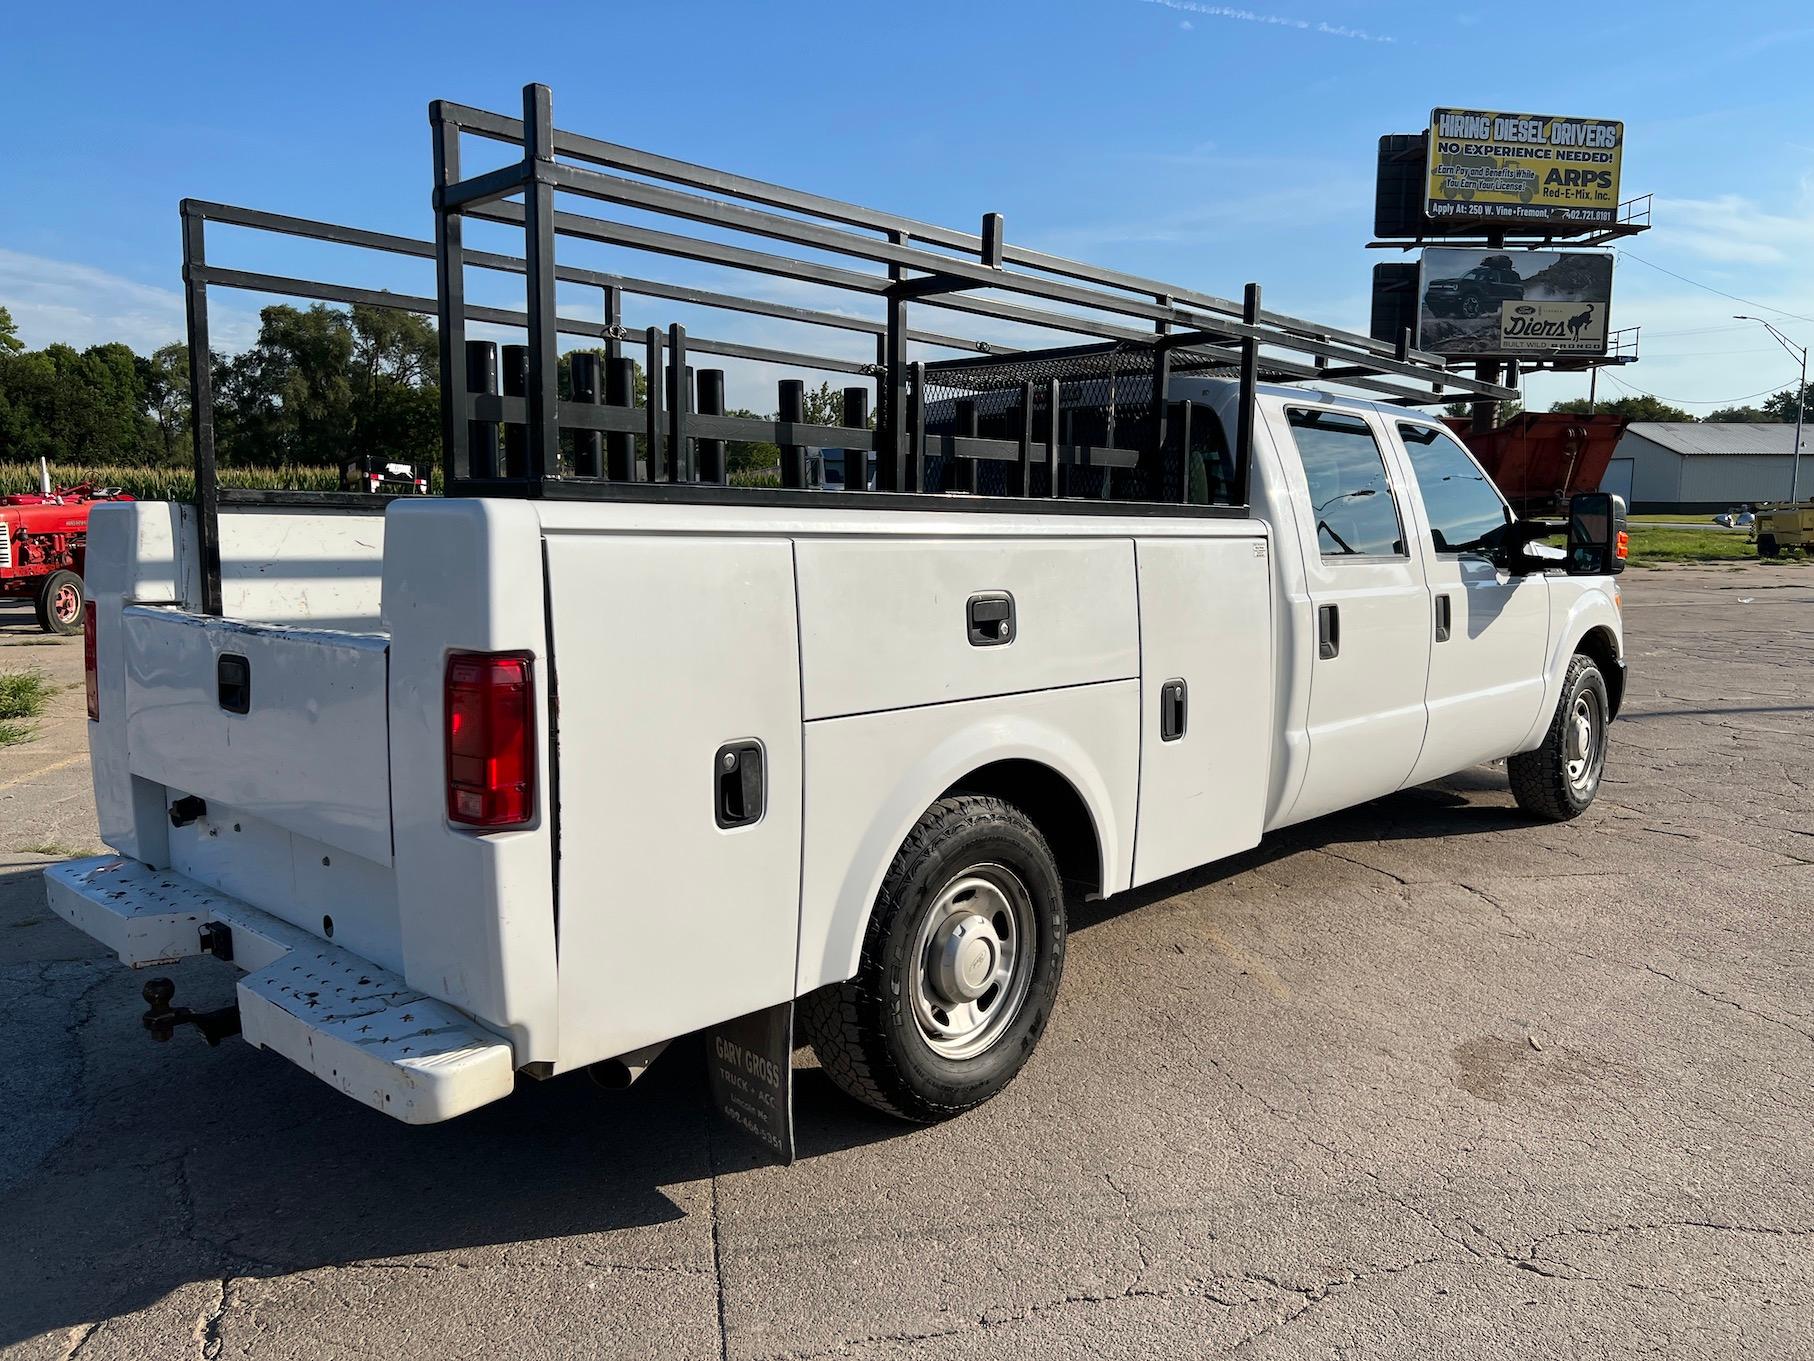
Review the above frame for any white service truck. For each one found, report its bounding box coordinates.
[43,88,1629,1153]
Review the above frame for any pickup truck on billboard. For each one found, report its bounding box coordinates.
[1419,248,1613,359]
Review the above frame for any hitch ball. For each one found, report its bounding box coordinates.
[142,977,178,1041]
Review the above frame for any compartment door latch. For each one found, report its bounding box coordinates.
[715,741,766,829]
[967,591,1016,647]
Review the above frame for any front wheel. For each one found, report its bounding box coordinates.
[1508,654,1609,821]
[800,794,1067,1123]
[1758,533,1779,558]
[34,570,85,636]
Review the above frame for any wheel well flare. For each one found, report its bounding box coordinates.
[942,759,1102,891]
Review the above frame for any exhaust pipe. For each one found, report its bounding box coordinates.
[587,1040,670,1090]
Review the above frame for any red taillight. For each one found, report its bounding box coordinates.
[84,607,99,721]
[444,651,535,828]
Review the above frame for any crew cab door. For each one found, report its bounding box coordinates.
[1391,421,1550,784]
[1278,405,1432,825]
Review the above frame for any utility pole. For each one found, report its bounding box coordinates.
[1734,316,1805,503]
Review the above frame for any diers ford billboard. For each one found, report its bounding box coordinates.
[1418,248,1614,359]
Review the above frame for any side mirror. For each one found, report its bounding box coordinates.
[1567,492,1628,575]
[1482,519,1558,575]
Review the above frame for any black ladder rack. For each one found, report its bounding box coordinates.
[181,82,1515,614]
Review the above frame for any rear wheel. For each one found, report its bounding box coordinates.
[1758,533,1779,558]
[1508,653,1609,821]
[800,794,1066,1122]
[34,570,85,635]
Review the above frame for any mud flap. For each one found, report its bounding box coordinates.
[705,999,795,1165]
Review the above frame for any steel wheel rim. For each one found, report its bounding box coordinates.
[908,863,1037,1061]
[1565,690,1604,795]
[53,583,80,624]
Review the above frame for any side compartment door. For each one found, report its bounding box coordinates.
[546,534,802,1066]
[1279,406,1433,825]
[1392,421,1550,783]
[1130,536,1274,887]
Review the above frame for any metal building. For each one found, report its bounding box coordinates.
[1600,422,1805,512]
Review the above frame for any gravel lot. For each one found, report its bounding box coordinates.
[2,563,1810,1361]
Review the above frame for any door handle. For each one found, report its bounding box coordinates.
[967,591,1016,647]
[714,740,765,829]
[1434,593,1452,643]
[1317,604,1340,660]
[1160,678,1188,742]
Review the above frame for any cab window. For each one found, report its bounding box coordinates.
[1287,408,1406,558]
[1396,423,1512,554]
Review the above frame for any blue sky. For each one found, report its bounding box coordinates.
[4,0,1812,416]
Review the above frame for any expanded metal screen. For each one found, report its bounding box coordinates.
[920,343,1242,504]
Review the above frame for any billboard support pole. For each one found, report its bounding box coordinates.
[1471,360,1500,434]
[1476,226,1506,434]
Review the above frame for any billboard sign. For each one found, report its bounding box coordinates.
[1418,248,1613,358]
[1426,109,1623,227]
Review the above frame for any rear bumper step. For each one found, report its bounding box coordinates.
[43,857,515,1124]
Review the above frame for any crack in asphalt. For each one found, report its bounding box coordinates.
[1642,964,1814,1045]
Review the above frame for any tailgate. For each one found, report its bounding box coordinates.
[121,606,393,866]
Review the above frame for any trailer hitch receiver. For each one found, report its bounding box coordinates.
[141,977,242,1046]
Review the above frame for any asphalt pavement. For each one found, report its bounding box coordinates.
[2,564,1811,1360]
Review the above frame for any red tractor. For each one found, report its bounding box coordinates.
[1,483,134,634]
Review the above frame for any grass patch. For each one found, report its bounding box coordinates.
[0,669,51,746]
[0,670,51,721]
[17,842,88,858]
[1624,528,1758,565]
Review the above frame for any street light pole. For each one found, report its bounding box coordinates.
[1735,315,1807,503]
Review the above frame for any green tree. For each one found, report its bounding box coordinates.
[1761,382,1813,425]
[1442,398,1524,423]
[214,302,440,474]
[1549,395,1697,423]
[0,340,155,462]
[216,304,356,467]
[1706,404,1772,423]
[724,408,780,473]
[0,306,22,356]
[345,305,439,474]
[141,342,192,465]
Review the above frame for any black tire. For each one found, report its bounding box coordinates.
[1758,533,1779,559]
[800,794,1066,1123]
[1509,654,1610,822]
[33,569,85,635]
[1459,293,1484,319]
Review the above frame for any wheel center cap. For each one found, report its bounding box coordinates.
[931,913,997,1003]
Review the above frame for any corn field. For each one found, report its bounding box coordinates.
[0,464,447,500]
[5,463,787,499]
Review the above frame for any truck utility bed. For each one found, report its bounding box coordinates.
[49,85,1626,1139]
[69,493,1280,1119]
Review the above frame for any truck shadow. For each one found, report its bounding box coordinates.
[1070,769,1530,931]
[1,772,1513,1346]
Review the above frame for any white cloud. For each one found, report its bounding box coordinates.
[1658,191,1814,268]
[0,248,257,355]
[1135,0,1395,43]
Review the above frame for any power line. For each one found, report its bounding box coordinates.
[1615,248,1814,328]
[1601,369,1788,407]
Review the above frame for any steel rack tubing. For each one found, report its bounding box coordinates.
[434,99,1442,369]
